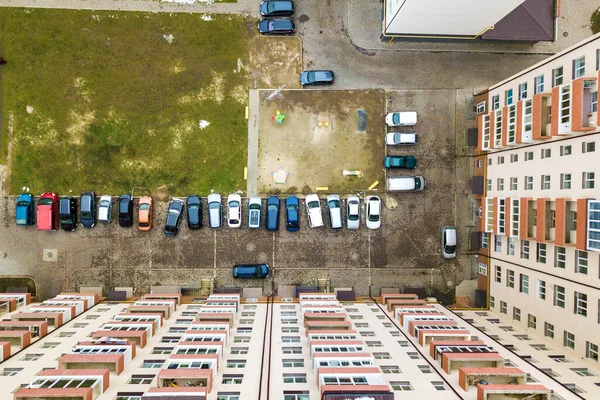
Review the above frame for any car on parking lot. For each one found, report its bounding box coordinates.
[227,194,242,228]
[387,176,425,192]
[233,264,270,278]
[15,194,34,226]
[326,194,343,229]
[384,156,417,169]
[385,132,417,145]
[385,111,417,126]
[164,199,184,237]
[305,194,324,228]
[441,226,457,259]
[299,70,335,86]
[80,191,96,228]
[260,0,294,16]
[285,196,300,232]
[37,192,58,231]
[138,196,153,231]
[59,197,78,232]
[266,195,280,231]
[187,195,202,230]
[257,18,296,35]
[365,195,381,230]
[119,194,134,227]
[207,193,222,229]
[248,197,262,229]
[346,195,360,230]
[98,195,112,223]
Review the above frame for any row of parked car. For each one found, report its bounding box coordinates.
[15,193,383,235]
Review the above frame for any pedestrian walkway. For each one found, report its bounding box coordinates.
[246,89,259,196]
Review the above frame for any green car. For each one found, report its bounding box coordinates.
[384,156,417,169]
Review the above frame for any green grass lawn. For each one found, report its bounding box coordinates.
[0,9,253,195]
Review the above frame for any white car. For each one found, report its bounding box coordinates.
[385,132,416,145]
[248,196,262,229]
[98,195,112,223]
[385,111,417,126]
[326,194,343,229]
[365,196,381,230]
[227,194,242,228]
[346,195,360,230]
[305,194,324,228]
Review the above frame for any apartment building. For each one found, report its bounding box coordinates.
[0,289,587,400]
[473,32,600,382]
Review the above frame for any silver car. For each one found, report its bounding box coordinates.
[346,195,360,230]
[441,226,457,259]
[248,196,262,229]
[207,193,222,229]
[98,195,112,223]
[365,196,381,230]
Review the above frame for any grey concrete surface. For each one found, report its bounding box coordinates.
[246,89,260,196]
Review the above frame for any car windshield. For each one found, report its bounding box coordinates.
[249,204,261,210]
[287,204,298,211]
[328,200,340,208]
[81,211,92,219]
[307,71,316,81]
[17,201,30,206]
[308,201,319,209]
[446,245,456,253]
[348,205,359,220]
[230,201,240,208]
[188,204,199,210]
[140,203,150,210]
[392,113,400,124]
[139,222,149,227]
[100,200,110,207]
[268,204,278,211]
[39,198,53,205]
[209,202,220,209]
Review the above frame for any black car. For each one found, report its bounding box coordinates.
[80,191,96,228]
[164,199,184,237]
[299,70,335,86]
[257,18,296,35]
[119,194,134,227]
[187,195,203,229]
[260,0,294,16]
[59,197,78,232]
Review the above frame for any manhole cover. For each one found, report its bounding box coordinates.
[563,31,569,37]
[43,249,58,262]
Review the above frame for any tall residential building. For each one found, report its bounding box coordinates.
[473,32,600,395]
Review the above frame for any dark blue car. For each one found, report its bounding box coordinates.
[260,0,294,16]
[15,194,34,226]
[266,195,280,231]
[233,264,270,278]
[285,196,299,232]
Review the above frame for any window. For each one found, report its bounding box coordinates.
[571,368,595,376]
[525,176,533,190]
[560,145,572,156]
[519,82,528,100]
[85,314,100,320]
[360,331,375,337]
[576,250,588,274]
[398,340,409,347]
[0,368,22,376]
[564,331,575,349]
[226,360,247,368]
[41,342,60,349]
[217,393,241,400]
[418,365,432,373]
[283,392,309,400]
[549,355,571,363]
[431,381,446,391]
[161,336,180,343]
[116,394,143,400]
[58,331,75,338]
[510,153,518,163]
[535,75,544,94]
[541,148,551,158]
[510,177,518,190]
[390,381,413,391]
[558,174,572,191]
[282,336,301,343]
[21,353,42,361]
[482,233,489,249]
[506,89,514,105]
[575,292,588,316]
[554,285,566,308]
[495,265,502,283]
[407,352,420,360]
[507,269,515,288]
[373,352,391,359]
[283,373,306,383]
[500,301,507,314]
[230,347,248,355]
[492,94,500,110]
[381,365,400,373]
[598,48,600,71]
[128,375,155,384]
[282,359,304,368]
[513,307,521,321]
[520,274,529,294]
[233,336,250,343]
[521,240,530,259]
[555,246,566,268]
[524,151,534,161]
[152,347,173,355]
[497,178,504,191]
[141,360,164,368]
[490,296,495,308]
[586,342,599,361]
[537,243,547,264]
[281,327,299,333]
[236,327,252,334]
[366,341,382,347]
[593,92,598,112]
[588,201,600,250]
[486,179,492,191]
[573,56,585,78]
[537,280,546,300]
[553,66,563,86]
[583,172,595,189]
[498,156,505,164]
[478,263,488,275]
[282,347,302,354]
[476,101,486,114]
[222,375,244,384]
[488,158,492,166]
[545,322,555,339]
[495,236,502,253]
[541,175,551,190]
[528,314,537,329]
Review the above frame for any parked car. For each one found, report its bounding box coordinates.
[233,264,270,278]
[346,195,360,230]
[299,70,335,86]
[385,132,417,145]
[266,195,280,231]
[384,156,417,169]
[119,194,134,227]
[187,195,202,230]
[80,191,96,228]
[248,196,262,229]
[15,193,34,226]
[326,194,343,229]
[285,195,300,232]
[164,199,184,237]
[59,197,78,232]
[138,196,153,231]
[227,194,242,228]
[305,194,324,228]
[385,111,417,126]
[260,0,294,16]
[207,193,222,229]
[98,195,112,223]
[387,176,425,192]
[441,226,457,259]
[37,192,58,231]
[365,195,381,230]
[257,18,296,35]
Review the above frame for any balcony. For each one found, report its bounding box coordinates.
[571,77,597,132]
[477,383,550,400]
[14,368,109,400]
[58,353,125,375]
[142,387,207,400]
[459,367,527,391]
[114,313,163,330]
[532,93,552,140]
[91,330,147,348]
[0,320,48,338]
[143,293,182,306]
[303,312,347,323]
[387,299,427,313]
[126,305,172,319]
[428,339,485,358]
[157,368,212,391]
[441,352,504,373]
[12,312,63,327]
[305,320,352,331]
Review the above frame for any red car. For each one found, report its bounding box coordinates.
[37,192,58,231]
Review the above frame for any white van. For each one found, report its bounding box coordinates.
[387,176,425,192]
[305,194,324,228]
[326,194,343,229]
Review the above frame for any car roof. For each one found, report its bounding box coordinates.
[270,19,294,29]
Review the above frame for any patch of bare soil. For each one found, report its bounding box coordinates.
[247,36,302,89]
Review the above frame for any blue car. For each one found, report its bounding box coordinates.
[15,194,34,226]
[285,196,299,232]
[233,264,270,278]
[266,195,280,231]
